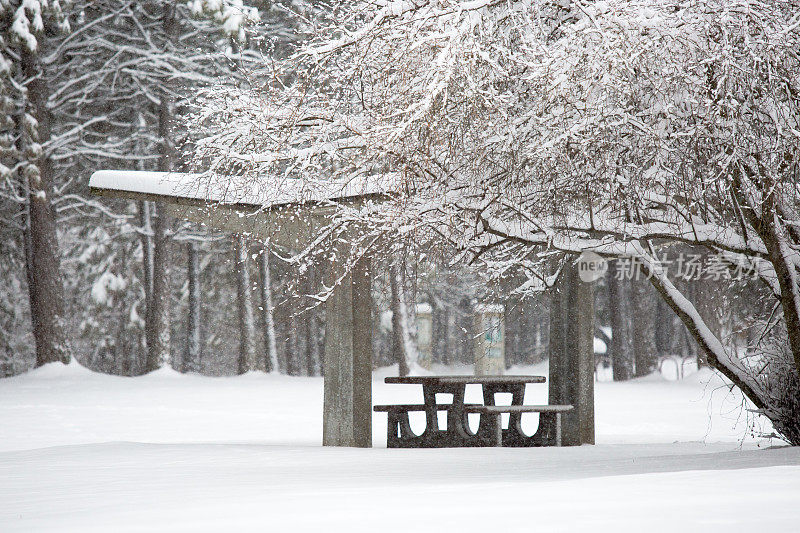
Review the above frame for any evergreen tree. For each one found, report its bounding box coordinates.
[0,1,73,367]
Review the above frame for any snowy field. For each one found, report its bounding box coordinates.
[0,362,798,532]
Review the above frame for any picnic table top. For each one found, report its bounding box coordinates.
[384,375,546,385]
[464,404,573,413]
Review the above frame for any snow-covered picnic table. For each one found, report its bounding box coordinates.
[375,375,573,448]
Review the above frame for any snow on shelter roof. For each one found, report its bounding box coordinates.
[89,170,398,209]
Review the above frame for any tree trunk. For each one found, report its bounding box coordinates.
[372,290,386,367]
[641,262,768,410]
[137,201,154,305]
[258,245,280,373]
[432,299,450,366]
[0,336,12,377]
[186,241,202,373]
[754,208,800,376]
[19,48,71,367]
[631,277,658,377]
[607,262,634,381]
[503,298,518,369]
[733,168,800,377]
[305,311,322,376]
[390,260,412,376]
[145,96,174,372]
[289,308,307,376]
[285,305,300,375]
[135,106,154,374]
[234,235,257,374]
[682,282,699,363]
[457,297,473,364]
[136,109,154,313]
[653,296,672,358]
[304,269,322,376]
[146,202,171,372]
[446,305,458,365]
[137,200,153,370]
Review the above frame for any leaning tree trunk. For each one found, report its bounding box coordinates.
[234,235,257,374]
[258,245,280,373]
[754,201,800,377]
[733,168,800,377]
[607,263,634,381]
[637,255,768,406]
[20,48,71,367]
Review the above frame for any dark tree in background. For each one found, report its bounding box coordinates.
[234,235,257,374]
[607,262,634,381]
[1,3,73,367]
[631,278,658,378]
[185,241,202,373]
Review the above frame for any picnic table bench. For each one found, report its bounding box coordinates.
[374,375,573,448]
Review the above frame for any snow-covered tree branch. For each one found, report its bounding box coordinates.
[186,0,800,442]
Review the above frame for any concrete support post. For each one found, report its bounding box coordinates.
[547,263,595,445]
[322,255,373,447]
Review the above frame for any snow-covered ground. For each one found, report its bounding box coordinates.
[0,362,797,532]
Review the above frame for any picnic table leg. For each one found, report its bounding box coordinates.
[421,383,471,447]
[507,383,527,446]
[529,411,557,447]
[447,384,474,445]
[475,384,498,444]
[386,410,399,448]
[397,411,416,440]
[446,385,466,432]
[493,413,503,447]
[556,412,562,447]
[477,383,528,446]
[422,384,438,443]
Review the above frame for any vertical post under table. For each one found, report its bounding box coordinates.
[493,413,503,447]
[386,409,399,448]
[422,384,438,443]
[555,412,562,447]
[423,381,468,447]
[478,382,526,446]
